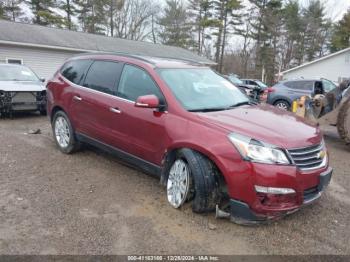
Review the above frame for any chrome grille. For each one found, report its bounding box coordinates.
[288,143,325,171]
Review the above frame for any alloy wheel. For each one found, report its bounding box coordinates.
[167,159,190,208]
[54,116,70,148]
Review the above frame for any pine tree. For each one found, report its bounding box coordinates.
[158,0,194,49]
[58,0,78,30]
[0,2,7,19]
[249,0,283,83]
[26,0,65,27]
[212,0,243,72]
[188,0,215,55]
[3,0,24,21]
[302,0,330,61]
[76,0,106,34]
[331,9,350,52]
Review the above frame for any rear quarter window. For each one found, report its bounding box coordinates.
[60,59,92,85]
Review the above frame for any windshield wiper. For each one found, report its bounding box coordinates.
[188,107,229,112]
[226,101,254,108]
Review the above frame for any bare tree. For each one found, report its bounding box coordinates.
[113,0,159,41]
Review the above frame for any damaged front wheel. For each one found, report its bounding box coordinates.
[166,149,220,213]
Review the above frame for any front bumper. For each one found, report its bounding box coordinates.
[0,91,46,113]
[228,167,333,224]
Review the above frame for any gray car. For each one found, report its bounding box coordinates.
[0,64,46,117]
[267,78,337,110]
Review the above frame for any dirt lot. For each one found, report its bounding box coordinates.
[0,114,349,255]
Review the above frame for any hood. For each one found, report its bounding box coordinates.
[0,81,45,92]
[197,104,321,149]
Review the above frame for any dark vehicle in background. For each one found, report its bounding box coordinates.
[267,78,337,110]
[241,79,268,90]
[227,74,267,103]
[0,64,46,117]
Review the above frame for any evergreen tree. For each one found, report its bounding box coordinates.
[302,0,330,61]
[0,2,7,19]
[26,0,65,27]
[331,9,350,52]
[3,0,25,21]
[75,0,106,34]
[188,0,215,55]
[58,0,78,30]
[249,0,283,83]
[158,0,193,48]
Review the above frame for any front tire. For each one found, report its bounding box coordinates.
[166,149,220,213]
[52,110,80,154]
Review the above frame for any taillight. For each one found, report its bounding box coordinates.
[267,87,275,93]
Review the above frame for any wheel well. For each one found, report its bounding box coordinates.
[160,148,228,194]
[50,106,64,122]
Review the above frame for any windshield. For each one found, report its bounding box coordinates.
[228,75,244,85]
[0,65,39,81]
[255,80,268,88]
[157,68,250,112]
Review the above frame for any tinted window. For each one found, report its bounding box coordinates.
[285,81,313,90]
[61,59,92,85]
[83,61,123,95]
[117,64,164,102]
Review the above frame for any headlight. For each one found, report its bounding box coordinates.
[228,133,290,164]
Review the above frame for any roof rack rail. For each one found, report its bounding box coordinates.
[73,51,157,65]
[73,51,215,66]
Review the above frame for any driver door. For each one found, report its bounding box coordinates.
[110,64,168,165]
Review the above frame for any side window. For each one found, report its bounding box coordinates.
[83,60,123,95]
[292,81,313,91]
[284,81,295,88]
[61,59,92,85]
[117,64,164,102]
[322,79,336,92]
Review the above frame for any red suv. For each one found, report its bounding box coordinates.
[47,53,332,224]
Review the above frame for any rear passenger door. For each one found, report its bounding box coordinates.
[73,60,124,144]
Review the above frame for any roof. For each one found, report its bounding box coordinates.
[72,52,210,68]
[281,47,350,74]
[0,20,214,65]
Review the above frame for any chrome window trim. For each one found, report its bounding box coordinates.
[60,73,134,104]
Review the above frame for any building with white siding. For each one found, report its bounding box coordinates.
[281,47,350,84]
[0,20,213,79]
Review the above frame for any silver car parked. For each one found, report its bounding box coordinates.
[0,64,46,117]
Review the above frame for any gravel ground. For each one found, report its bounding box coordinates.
[0,114,349,255]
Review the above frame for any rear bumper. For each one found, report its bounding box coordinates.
[229,167,332,225]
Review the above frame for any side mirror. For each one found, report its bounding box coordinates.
[135,95,159,109]
[40,77,46,82]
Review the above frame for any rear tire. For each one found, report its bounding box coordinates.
[166,149,220,213]
[52,110,81,154]
[337,98,350,144]
[274,100,290,110]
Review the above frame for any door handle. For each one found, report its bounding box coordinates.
[73,95,82,101]
[109,107,121,114]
